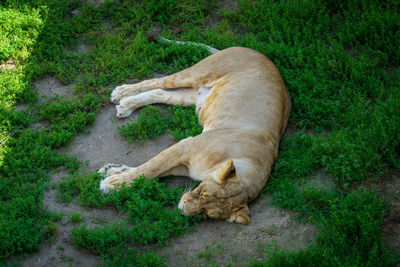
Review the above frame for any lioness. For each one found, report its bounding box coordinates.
[99,46,291,224]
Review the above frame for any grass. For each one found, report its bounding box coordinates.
[197,243,224,261]
[63,173,201,264]
[69,213,85,223]
[118,104,202,144]
[0,0,399,266]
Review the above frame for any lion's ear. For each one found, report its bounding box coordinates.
[214,160,235,184]
[192,184,204,197]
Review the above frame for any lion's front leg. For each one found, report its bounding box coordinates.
[99,167,141,193]
[99,137,193,193]
[98,163,133,176]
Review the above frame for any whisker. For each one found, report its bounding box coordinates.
[183,185,190,194]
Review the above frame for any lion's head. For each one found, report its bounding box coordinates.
[178,160,251,224]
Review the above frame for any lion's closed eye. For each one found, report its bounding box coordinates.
[200,192,210,200]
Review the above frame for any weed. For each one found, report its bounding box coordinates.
[231,253,239,262]
[91,216,108,224]
[198,243,224,261]
[50,212,64,222]
[60,254,73,263]
[263,225,279,236]
[69,213,84,223]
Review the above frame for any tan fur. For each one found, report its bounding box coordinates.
[99,47,291,224]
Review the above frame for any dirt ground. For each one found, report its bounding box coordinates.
[371,172,400,255]
[158,194,316,266]
[10,76,318,266]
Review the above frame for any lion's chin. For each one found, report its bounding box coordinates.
[180,207,202,217]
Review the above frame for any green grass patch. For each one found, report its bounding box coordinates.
[59,173,201,262]
[59,173,201,243]
[118,105,202,144]
[259,132,398,265]
[198,243,224,261]
[0,0,103,260]
[252,190,395,267]
[69,213,84,223]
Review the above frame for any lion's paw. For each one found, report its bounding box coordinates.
[116,104,133,118]
[98,163,120,173]
[99,177,116,193]
[98,163,131,177]
[111,84,142,104]
[99,172,134,194]
[111,85,128,104]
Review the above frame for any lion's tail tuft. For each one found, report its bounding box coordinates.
[158,36,220,54]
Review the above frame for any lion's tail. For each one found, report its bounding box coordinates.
[159,36,220,54]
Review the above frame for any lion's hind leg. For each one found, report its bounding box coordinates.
[111,56,221,104]
[115,88,197,118]
[111,71,198,104]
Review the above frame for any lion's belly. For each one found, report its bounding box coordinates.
[196,86,215,132]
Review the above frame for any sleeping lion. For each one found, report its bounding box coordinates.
[99,46,291,224]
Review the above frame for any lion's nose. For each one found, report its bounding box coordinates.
[178,200,185,210]
[178,199,188,213]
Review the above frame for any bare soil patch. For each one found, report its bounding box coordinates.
[158,194,316,266]
[33,77,75,103]
[371,171,400,256]
[59,104,178,172]
[16,170,119,267]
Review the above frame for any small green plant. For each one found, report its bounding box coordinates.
[60,255,73,263]
[69,213,85,223]
[45,222,58,236]
[50,212,64,222]
[91,216,108,224]
[198,243,224,261]
[263,224,279,236]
